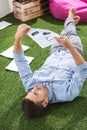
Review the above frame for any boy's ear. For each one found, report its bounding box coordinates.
[42,98,48,108]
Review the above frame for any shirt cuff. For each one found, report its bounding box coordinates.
[13,51,25,61]
[77,62,87,71]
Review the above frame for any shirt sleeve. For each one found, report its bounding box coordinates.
[66,62,87,101]
[13,51,33,92]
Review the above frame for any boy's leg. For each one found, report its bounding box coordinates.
[50,8,84,56]
[60,15,80,36]
[63,8,84,55]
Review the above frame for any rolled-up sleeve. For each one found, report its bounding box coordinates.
[13,51,33,92]
[66,62,87,101]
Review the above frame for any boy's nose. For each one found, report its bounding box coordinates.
[33,87,38,92]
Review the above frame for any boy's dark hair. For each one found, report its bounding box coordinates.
[22,98,44,118]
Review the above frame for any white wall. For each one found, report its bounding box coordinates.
[0,0,13,18]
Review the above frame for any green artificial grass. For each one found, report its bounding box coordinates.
[0,13,87,130]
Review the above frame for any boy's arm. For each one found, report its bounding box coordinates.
[55,36,87,101]
[55,36,85,65]
[13,24,33,92]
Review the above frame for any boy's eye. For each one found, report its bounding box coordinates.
[34,92,39,96]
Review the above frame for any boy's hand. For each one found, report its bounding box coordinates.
[15,24,31,41]
[55,36,73,49]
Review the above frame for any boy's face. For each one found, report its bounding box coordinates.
[25,85,49,107]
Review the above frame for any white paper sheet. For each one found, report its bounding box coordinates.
[0,45,29,58]
[5,56,34,72]
[27,28,60,48]
[0,21,12,30]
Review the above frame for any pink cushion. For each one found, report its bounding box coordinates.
[49,0,87,22]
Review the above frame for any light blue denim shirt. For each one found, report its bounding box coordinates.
[14,50,87,103]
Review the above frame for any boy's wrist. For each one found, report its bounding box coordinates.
[14,37,21,45]
[66,42,74,50]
